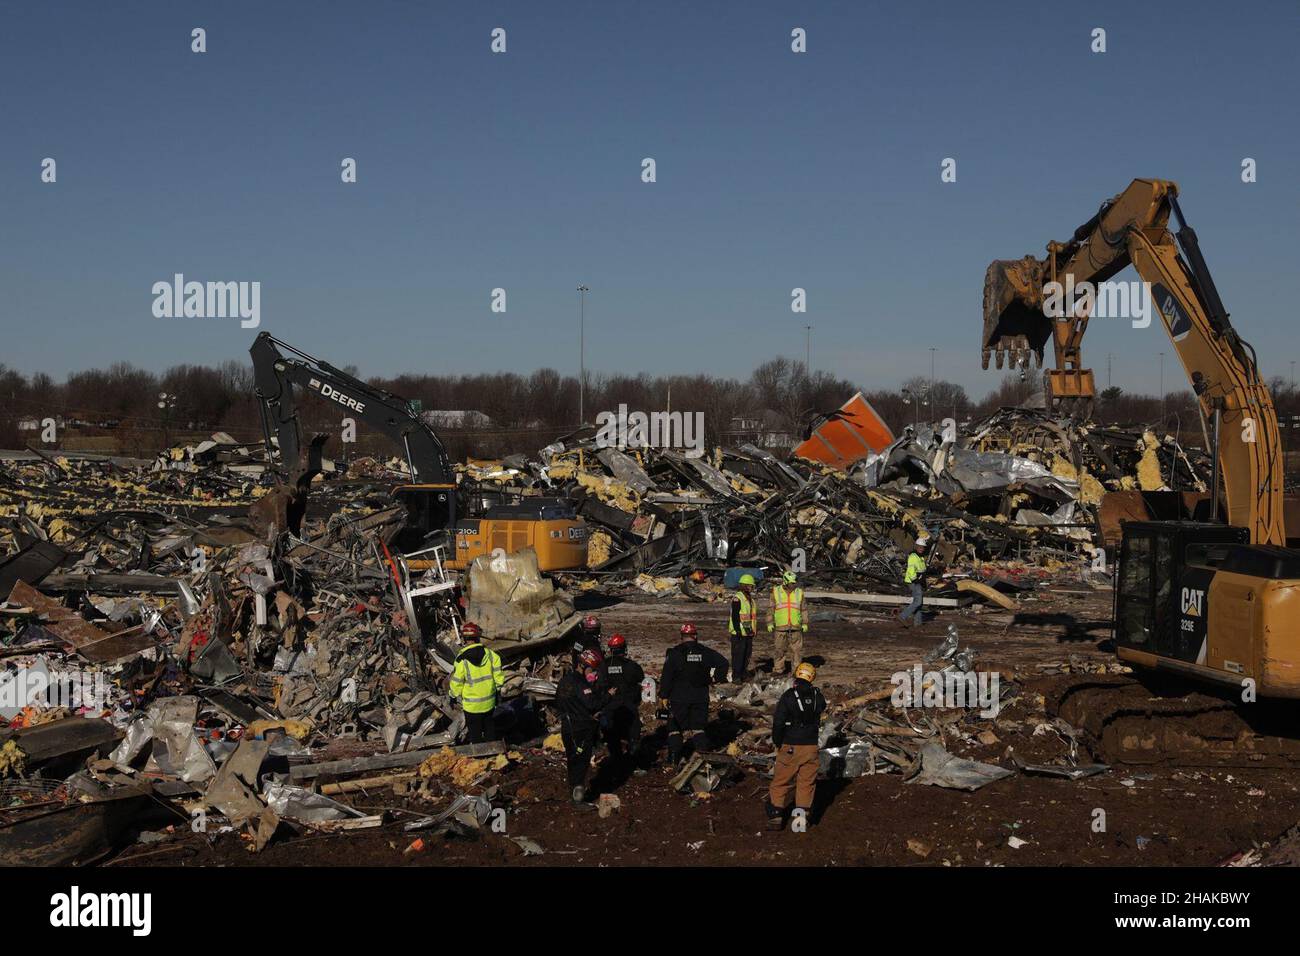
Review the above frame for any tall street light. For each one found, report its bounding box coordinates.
[577,284,589,425]
[804,325,812,374]
[929,348,937,408]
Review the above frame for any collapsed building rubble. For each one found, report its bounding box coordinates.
[0,405,1218,864]
[459,407,1216,596]
[0,446,589,862]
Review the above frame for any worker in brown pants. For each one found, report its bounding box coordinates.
[765,662,827,830]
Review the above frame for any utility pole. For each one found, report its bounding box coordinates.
[804,325,812,374]
[1107,352,1113,390]
[577,284,589,425]
[1159,351,1166,425]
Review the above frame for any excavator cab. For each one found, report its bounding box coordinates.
[393,484,457,535]
[1114,521,1246,666]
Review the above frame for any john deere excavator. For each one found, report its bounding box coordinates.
[250,332,588,572]
[983,178,1300,765]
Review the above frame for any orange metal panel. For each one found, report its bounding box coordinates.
[792,392,894,470]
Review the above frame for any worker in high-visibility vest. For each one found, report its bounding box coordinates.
[728,573,759,682]
[898,537,930,628]
[449,622,506,743]
[767,570,808,675]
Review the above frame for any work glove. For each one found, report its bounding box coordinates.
[801,624,808,633]
[767,623,774,633]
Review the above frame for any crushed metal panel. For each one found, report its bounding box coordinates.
[793,393,894,470]
[0,540,68,594]
[904,740,1014,791]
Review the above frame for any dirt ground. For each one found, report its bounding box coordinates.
[108,583,1300,867]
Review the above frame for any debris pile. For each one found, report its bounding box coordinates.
[0,448,585,862]
[459,408,1208,591]
[714,627,1106,792]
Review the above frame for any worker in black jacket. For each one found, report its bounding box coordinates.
[659,622,728,765]
[572,614,603,668]
[766,661,827,830]
[554,647,607,803]
[598,633,645,770]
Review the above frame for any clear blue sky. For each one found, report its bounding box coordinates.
[2,0,1297,398]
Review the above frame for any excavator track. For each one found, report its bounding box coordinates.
[1037,673,1300,768]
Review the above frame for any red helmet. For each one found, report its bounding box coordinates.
[581,615,601,633]
[579,648,604,669]
[461,622,482,639]
[680,622,697,638]
[607,633,627,652]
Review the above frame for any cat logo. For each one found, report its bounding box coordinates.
[1152,282,1191,342]
[1181,587,1205,617]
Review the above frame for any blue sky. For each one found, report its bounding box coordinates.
[2,0,1297,397]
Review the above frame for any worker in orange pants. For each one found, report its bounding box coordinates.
[765,662,826,830]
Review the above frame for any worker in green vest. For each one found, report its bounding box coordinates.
[449,622,506,743]
[767,570,808,675]
[728,573,759,682]
[898,537,930,628]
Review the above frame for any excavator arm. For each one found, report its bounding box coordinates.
[982,178,1284,545]
[250,331,454,487]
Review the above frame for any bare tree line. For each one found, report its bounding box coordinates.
[3,355,1299,461]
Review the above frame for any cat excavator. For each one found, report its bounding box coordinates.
[982,179,1300,765]
[250,332,588,572]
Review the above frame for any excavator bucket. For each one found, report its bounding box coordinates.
[981,256,1051,371]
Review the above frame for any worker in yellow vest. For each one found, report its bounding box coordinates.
[449,622,506,743]
[728,573,759,682]
[898,537,930,628]
[767,570,808,675]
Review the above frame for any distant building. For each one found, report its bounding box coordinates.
[727,410,796,449]
[422,410,493,429]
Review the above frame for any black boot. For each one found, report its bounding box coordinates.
[764,802,786,831]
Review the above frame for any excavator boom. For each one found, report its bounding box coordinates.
[981,179,1284,546]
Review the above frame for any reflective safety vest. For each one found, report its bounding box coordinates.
[904,553,927,585]
[770,585,804,629]
[730,591,757,636]
[450,643,505,714]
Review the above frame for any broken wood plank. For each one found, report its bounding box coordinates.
[803,589,973,608]
[289,748,440,783]
[320,772,417,795]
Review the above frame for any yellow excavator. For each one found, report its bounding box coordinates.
[983,179,1300,764]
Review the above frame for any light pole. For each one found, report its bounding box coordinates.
[902,387,918,429]
[804,325,812,375]
[929,348,936,409]
[576,284,589,425]
[157,391,177,450]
